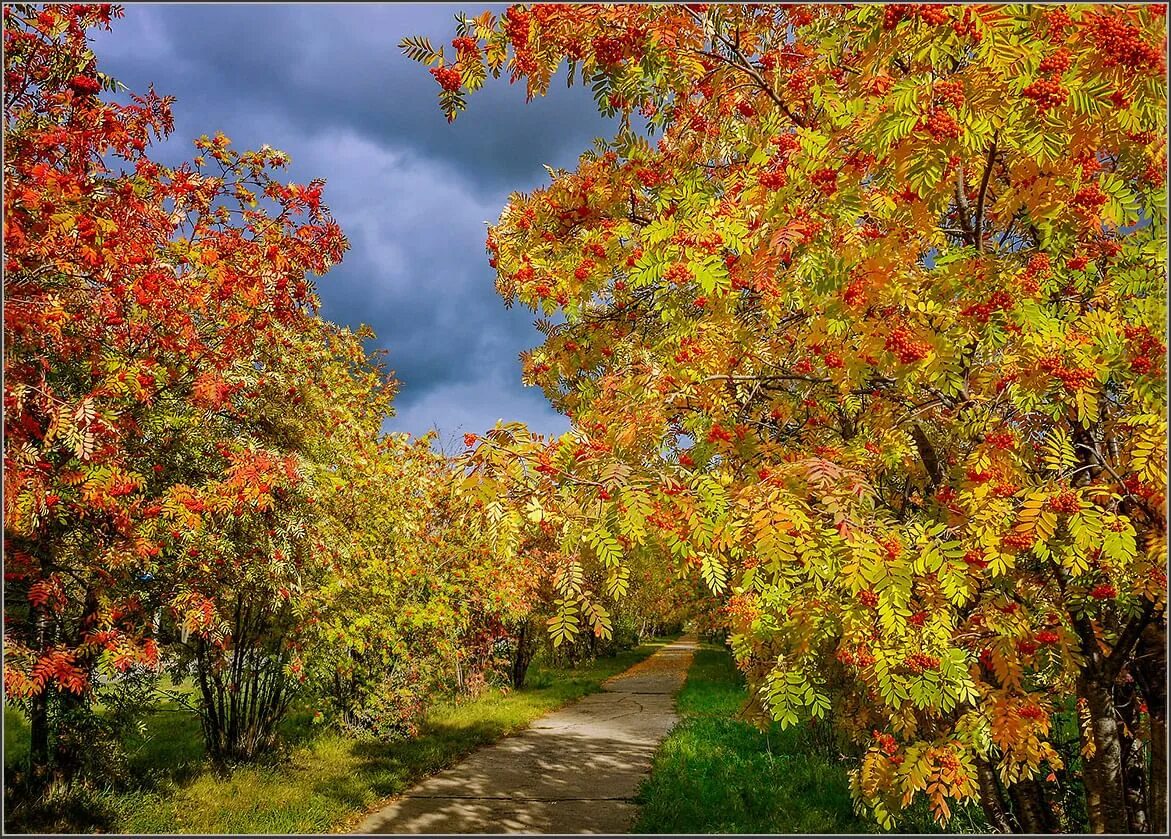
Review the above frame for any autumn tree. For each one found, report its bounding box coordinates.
[409,4,1167,831]
[3,1,354,772]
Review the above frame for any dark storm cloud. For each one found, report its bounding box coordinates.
[92,4,611,196]
[88,3,608,439]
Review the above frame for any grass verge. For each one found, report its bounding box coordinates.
[4,639,671,834]
[633,640,988,834]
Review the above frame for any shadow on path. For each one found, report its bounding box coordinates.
[351,635,697,834]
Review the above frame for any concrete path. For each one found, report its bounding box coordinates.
[353,635,697,834]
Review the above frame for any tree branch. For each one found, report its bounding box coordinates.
[973,132,999,253]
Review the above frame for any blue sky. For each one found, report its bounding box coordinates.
[90,3,617,447]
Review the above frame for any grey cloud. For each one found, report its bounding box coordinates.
[89,3,610,439]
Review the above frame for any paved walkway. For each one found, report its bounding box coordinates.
[353,635,697,834]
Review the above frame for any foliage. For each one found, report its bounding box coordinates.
[409,3,1167,831]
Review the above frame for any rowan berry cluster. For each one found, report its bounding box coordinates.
[1038,48,1072,76]
[1019,704,1046,721]
[810,167,838,196]
[1087,11,1165,74]
[960,289,1014,322]
[1017,638,1039,656]
[451,36,478,53]
[1047,490,1081,513]
[885,325,930,363]
[905,653,941,673]
[918,107,962,142]
[758,168,787,190]
[706,424,734,443]
[952,7,982,41]
[1036,629,1061,645]
[1018,252,1051,293]
[984,430,1015,450]
[873,730,899,756]
[665,262,693,285]
[1072,183,1107,212]
[842,275,868,307]
[883,4,948,29]
[963,549,988,568]
[592,34,625,67]
[1022,77,1067,112]
[786,70,811,99]
[429,65,462,92]
[1090,583,1118,600]
[934,78,965,109]
[68,73,101,96]
[1058,366,1096,391]
[1002,530,1035,551]
[673,336,704,363]
[1045,7,1073,33]
[574,258,595,280]
[910,611,927,626]
[882,5,914,29]
[858,589,879,608]
[1124,325,1165,375]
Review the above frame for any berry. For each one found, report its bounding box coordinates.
[1072,183,1108,213]
[429,65,462,92]
[68,73,101,96]
[1047,490,1080,513]
[1037,48,1072,76]
[905,652,941,674]
[759,168,787,190]
[963,550,989,569]
[985,430,1015,449]
[665,263,693,285]
[918,107,961,142]
[1086,11,1165,75]
[934,78,965,109]
[1002,530,1035,551]
[1022,77,1067,112]
[885,324,930,363]
[1090,583,1118,600]
[810,167,839,196]
[1036,629,1061,645]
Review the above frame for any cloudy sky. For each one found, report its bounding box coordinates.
[90,4,616,447]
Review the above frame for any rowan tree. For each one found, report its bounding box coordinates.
[4,1,349,772]
[410,4,1167,831]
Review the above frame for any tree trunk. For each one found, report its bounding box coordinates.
[1080,674,1132,833]
[1008,779,1044,833]
[975,758,1015,833]
[1114,677,1150,832]
[510,620,537,689]
[1134,622,1167,832]
[28,688,50,784]
[1150,715,1167,833]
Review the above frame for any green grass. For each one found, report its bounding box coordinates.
[4,639,671,834]
[633,641,874,834]
[633,641,989,834]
